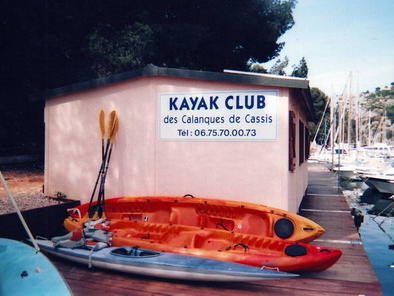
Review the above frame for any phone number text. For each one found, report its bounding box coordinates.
[177,128,257,137]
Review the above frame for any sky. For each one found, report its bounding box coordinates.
[265,0,394,96]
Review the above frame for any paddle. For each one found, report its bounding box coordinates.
[88,110,119,218]
[96,112,119,218]
[99,110,105,161]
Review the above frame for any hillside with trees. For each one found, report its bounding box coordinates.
[361,84,394,143]
[309,83,394,147]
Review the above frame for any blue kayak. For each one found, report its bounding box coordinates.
[0,238,72,296]
[36,239,298,282]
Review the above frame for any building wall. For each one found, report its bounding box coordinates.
[45,76,307,212]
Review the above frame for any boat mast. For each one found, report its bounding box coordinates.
[330,94,335,168]
[368,110,371,146]
[347,72,352,148]
[355,72,360,148]
[383,108,387,144]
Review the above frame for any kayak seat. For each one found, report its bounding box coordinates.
[111,247,159,257]
[192,231,226,249]
[235,214,269,236]
[169,207,199,226]
[167,231,198,248]
[112,247,129,255]
[148,209,171,224]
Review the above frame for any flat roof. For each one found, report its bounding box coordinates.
[44,64,315,120]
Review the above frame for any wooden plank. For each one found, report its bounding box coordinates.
[301,195,350,211]
[301,211,361,241]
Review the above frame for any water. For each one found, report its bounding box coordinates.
[341,179,394,296]
[359,214,394,296]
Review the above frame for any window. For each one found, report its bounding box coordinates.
[289,111,296,172]
[299,120,305,165]
[305,127,310,160]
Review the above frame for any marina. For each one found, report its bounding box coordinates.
[0,2,392,295]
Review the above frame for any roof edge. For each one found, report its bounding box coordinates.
[39,64,311,101]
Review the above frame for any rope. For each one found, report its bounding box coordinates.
[370,213,394,244]
[0,171,40,252]
[216,219,230,231]
[377,203,394,227]
[372,201,394,221]
[225,243,249,253]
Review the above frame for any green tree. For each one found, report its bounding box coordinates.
[0,0,298,154]
[87,23,154,77]
[268,56,289,75]
[84,0,297,73]
[247,59,268,73]
[291,57,308,78]
[363,87,394,117]
[310,87,330,144]
[362,86,394,141]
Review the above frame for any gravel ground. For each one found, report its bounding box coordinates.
[0,162,65,215]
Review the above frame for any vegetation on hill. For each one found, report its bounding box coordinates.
[310,84,394,146]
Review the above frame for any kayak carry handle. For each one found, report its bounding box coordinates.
[183,194,195,198]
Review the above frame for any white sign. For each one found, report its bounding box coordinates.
[159,90,278,141]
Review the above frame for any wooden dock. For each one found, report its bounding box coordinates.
[52,162,382,295]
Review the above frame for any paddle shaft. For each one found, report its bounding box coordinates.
[96,143,114,218]
[88,140,111,218]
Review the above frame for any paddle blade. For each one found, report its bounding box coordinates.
[109,117,119,144]
[99,110,106,139]
[107,111,116,139]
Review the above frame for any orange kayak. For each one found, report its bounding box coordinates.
[96,220,341,273]
[65,196,325,243]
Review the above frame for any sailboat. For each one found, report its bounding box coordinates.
[312,73,393,183]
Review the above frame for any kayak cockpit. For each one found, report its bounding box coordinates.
[111,247,160,258]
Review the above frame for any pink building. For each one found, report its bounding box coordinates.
[44,65,314,213]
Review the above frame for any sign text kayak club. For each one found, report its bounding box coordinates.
[159,91,278,141]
